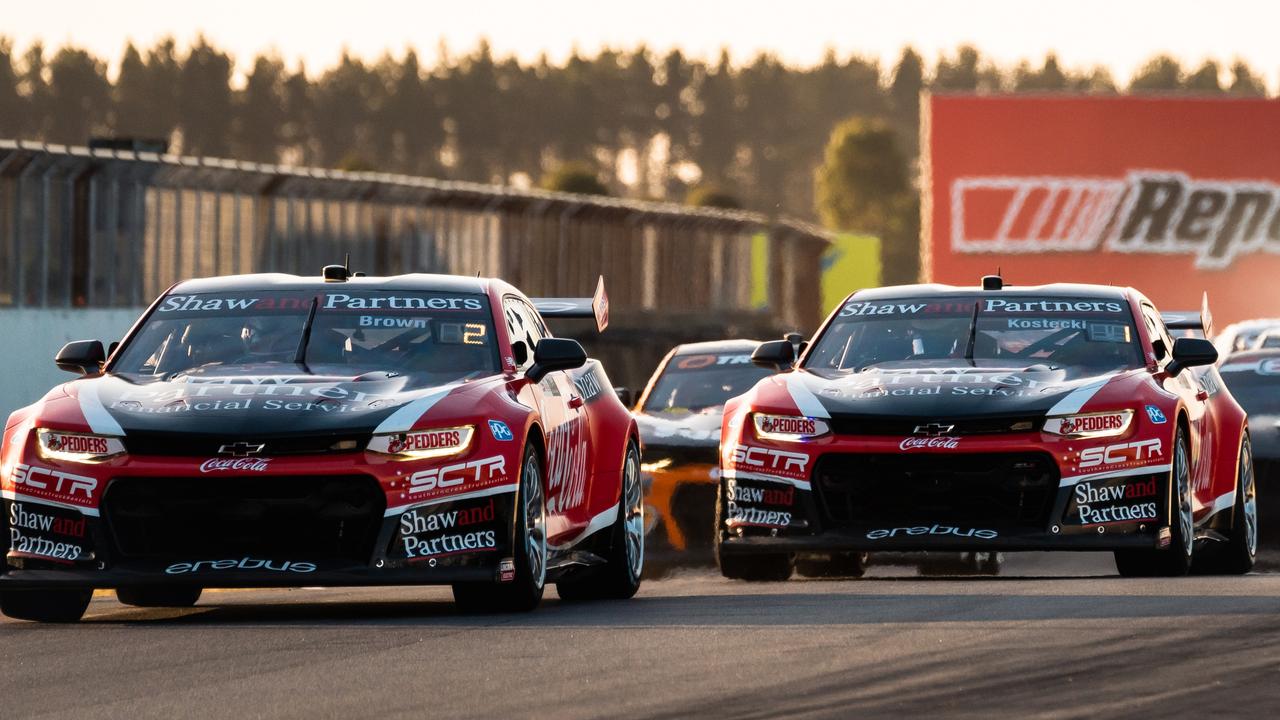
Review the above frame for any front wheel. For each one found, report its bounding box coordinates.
[1,588,92,623]
[557,439,644,601]
[1194,434,1258,575]
[1116,426,1194,577]
[453,442,546,613]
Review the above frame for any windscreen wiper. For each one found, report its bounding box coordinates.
[963,300,980,366]
[294,295,320,373]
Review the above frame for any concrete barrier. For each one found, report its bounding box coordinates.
[0,309,144,416]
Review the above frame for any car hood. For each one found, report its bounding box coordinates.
[635,408,723,465]
[772,364,1141,420]
[66,367,491,437]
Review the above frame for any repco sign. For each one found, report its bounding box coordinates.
[925,95,1280,326]
[950,172,1280,269]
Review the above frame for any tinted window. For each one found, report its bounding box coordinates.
[115,290,500,382]
[806,296,1144,375]
[642,352,773,413]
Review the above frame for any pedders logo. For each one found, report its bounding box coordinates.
[899,437,961,451]
[200,457,271,473]
[953,172,1280,269]
[42,433,110,455]
[1057,414,1125,435]
[389,429,461,454]
[759,416,815,435]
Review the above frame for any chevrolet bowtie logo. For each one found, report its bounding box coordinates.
[913,423,955,437]
[218,442,265,457]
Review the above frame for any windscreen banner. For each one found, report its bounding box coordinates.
[922,94,1280,326]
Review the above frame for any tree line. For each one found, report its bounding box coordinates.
[0,38,1270,281]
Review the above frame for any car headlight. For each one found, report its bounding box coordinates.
[367,426,474,460]
[36,429,126,463]
[1042,410,1133,438]
[752,413,830,441]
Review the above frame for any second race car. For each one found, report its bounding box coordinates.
[716,278,1257,580]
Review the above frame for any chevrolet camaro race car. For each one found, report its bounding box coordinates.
[1218,349,1280,536]
[634,340,776,567]
[716,278,1258,580]
[0,269,643,622]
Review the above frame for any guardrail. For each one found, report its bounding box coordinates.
[0,140,831,333]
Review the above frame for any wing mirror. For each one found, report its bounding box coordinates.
[1166,337,1218,377]
[56,340,106,375]
[526,338,588,383]
[752,340,795,371]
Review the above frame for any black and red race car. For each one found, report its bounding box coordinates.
[716,278,1257,580]
[0,269,642,621]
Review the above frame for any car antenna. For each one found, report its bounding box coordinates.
[963,300,980,367]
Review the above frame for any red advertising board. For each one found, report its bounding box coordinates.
[923,94,1280,327]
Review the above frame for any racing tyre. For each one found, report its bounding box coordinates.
[796,552,868,578]
[1194,435,1258,575]
[557,440,644,601]
[116,585,203,608]
[714,480,793,581]
[1115,426,1194,578]
[1,588,92,623]
[453,443,546,613]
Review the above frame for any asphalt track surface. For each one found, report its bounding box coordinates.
[3,553,1280,719]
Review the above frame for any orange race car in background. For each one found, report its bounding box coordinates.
[634,339,783,571]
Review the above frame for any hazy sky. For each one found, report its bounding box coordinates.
[9,0,1280,87]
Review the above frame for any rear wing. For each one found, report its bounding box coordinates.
[532,275,610,333]
[1161,292,1214,337]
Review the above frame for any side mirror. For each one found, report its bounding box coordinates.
[526,338,588,383]
[752,340,795,371]
[1166,337,1218,377]
[56,340,106,375]
[614,387,634,408]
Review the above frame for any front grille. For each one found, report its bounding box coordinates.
[813,452,1058,530]
[102,475,385,562]
[827,415,1042,436]
[123,433,368,457]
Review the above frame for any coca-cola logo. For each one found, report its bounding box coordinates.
[199,457,272,473]
[899,436,961,451]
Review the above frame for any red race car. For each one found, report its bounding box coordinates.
[716,277,1257,580]
[0,268,642,621]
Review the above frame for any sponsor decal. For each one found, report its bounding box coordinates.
[399,500,495,535]
[323,294,483,311]
[1146,405,1167,424]
[41,433,110,455]
[899,436,961,451]
[408,455,507,495]
[498,557,516,582]
[573,368,604,401]
[402,530,498,560]
[11,463,97,503]
[109,379,394,414]
[1076,438,1163,470]
[546,415,588,512]
[1049,412,1127,436]
[8,502,87,563]
[839,299,1124,317]
[165,557,317,574]
[1007,318,1086,330]
[359,315,427,329]
[951,172,1280,270]
[725,505,792,528]
[389,429,463,454]
[159,295,279,312]
[1070,477,1159,525]
[728,482,794,507]
[725,445,809,479]
[759,416,815,435]
[1259,359,1280,376]
[199,457,272,473]
[488,419,513,441]
[674,353,752,370]
[866,525,998,540]
[394,497,501,561]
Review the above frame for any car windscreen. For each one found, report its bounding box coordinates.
[642,351,773,413]
[1220,360,1280,415]
[113,289,500,382]
[805,296,1144,374]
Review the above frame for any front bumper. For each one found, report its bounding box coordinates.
[718,431,1173,555]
